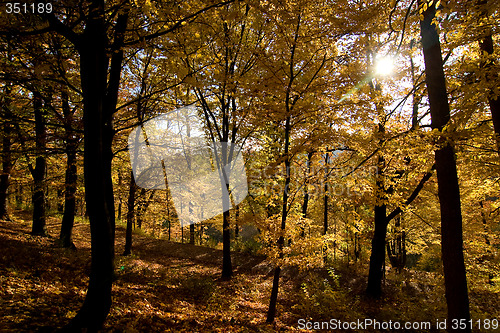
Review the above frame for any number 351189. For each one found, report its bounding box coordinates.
[6,3,53,14]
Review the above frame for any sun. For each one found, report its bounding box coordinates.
[375,57,395,76]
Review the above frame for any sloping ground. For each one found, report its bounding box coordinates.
[1,211,499,332]
[0,212,299,332]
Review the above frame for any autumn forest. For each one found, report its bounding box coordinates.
[0,0,499,332]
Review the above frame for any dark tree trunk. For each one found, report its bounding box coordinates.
[267,114,291,323]
[479,201,490,246]
[322,151,329,264]
[387,217,406,272]
[366,113,388,297]
[477,0,500,154]
[62,2,128,331]
[410,45,421,130]
[15,183,23,208]
[124,171,136,256]
[479,33,500,154]
[59,92,78,248]
[323,152,329,236]
[234,205,239,240]
[366,153,387,298]
[221,192,232,279]
[166,190,171,241]
[301,151,313,224]
[0,74,13,221]
[117,172,122,220]
[31,92,47,236]
[419,1,471,328]
[189,224,195,245]
[189,201,195,244]
[0,120,13,221]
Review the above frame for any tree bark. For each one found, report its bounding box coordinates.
[59,92,78,248]
[31,92,47,236]
[301,151,313,222]
[0,96,13,221]
[0,71,13,221]
[62,2,128,330]
[234,205,239,240]
[189,201,195,245]
[124,171,136,256]
[267,114,290,323]
[366,151,387,298]
[477,0,500,154]
[323,152,329,236]
[419,1,470,328]
[221,188,233,279]
[189,224,195,245]
[117,172,122,220]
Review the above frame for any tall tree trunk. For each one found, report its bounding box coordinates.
[63,2,128,331]
[234,205,240,240]
[117,172,122,220]
[322,151,329,264]
[31,92,47,236]
[480,33,500,153]
[477,0,500,154]
[410,47,421,130]
[0,93,13,220]
[124,171,136,256]
[419,1,470,327]
[0,69,13,221]
[267,114,291,323]
[366,70,388,297]
[189,201,195,244]
[301,151,313,221]
[366,149,387,298]
[221,186,232,279]
[59,92,78,248]
[323,152,329,236]
[189,224,195,245]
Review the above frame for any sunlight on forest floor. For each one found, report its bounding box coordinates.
[1,211,499,332]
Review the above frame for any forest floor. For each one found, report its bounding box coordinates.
[1,211,499,332]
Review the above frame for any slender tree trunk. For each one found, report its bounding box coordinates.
[479,201,490,246]
[0,120,13,221]
[366,149,387,298]
[31,92,47,236]
[189,224,195,245]
[189,200,195,244]
[234,205,239,240]
[267,114,291,323]
[0,70,13,221]
[117,172,122,220]
[221,186,233,279]
[410,53,421,130]
[323,152,329,236]
[480,33,500,153]
[166,190,171,241]
[301,151,313,225]
[124,171,136,256]
[322,151,329,264]
[59,92,78,248]
[477,0,500,154]
[419,2,470,328]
